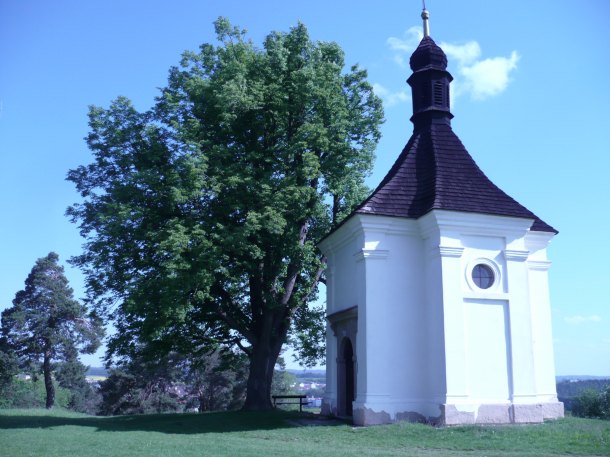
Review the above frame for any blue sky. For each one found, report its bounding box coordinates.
[1,0,609,375]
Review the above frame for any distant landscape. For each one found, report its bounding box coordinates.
[81,366,609,418]
[86,366,609,384]
[557,375,610,381]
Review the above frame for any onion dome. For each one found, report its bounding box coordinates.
[409,36,448,72]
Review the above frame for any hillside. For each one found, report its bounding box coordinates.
[0,408,608,456]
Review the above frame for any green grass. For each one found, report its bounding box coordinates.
[0,408,608,457]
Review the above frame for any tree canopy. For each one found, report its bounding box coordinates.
[67,18,383,410]
[1,252,104,408]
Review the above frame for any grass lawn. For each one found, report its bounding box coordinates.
[0,408,608,457]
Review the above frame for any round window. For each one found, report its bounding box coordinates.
[472,264,494,289]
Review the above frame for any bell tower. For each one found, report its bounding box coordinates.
[319,7,563,426]
[407,9,453,127]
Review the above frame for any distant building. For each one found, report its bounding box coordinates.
[305,397,322,408]
[319,9,563,426]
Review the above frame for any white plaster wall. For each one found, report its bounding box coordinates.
[319,218,365,414]
[419,226,448,415]
[526,232,560,402]
[324,223,364,316]
[505,248,538,404]
[321,209,561,424]
[415,210,561,420]
[356,215,430,416]
[321,214,434,420]
[464,299,511,401]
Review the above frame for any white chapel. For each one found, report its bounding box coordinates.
[319,9,564,425]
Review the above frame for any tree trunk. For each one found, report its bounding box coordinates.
[242,339,283,411]
[43,350,55,409]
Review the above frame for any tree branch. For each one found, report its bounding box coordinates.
[248,262,265,320]
[235,339,252,357]
[332,193,339,227]
[211,281,256,345]
[303,255,326,304]
[279,220,308,306]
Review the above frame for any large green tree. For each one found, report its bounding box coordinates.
[1,253,104,408]
[67,18,383,410]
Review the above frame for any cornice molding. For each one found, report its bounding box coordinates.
[318,217,361,255]
[524,230,555,252]
[319,214,418,256]
[504,249,529,262]
[353,249,389,262]
[357,214,419,237]
[419,210,533,239]
[326,305,358,324]
[438,246,464,258]
[528,260,552,271]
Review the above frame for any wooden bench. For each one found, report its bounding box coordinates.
[272,395,309,412]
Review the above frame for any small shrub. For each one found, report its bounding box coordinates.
[572,387,610,419]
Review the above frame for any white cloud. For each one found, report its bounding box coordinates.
[387,26,422,54]
[385,28,519,102]
[440,41,481,66]
[564,315,602,325]
[372,83,410,107]
[458,51,520,100]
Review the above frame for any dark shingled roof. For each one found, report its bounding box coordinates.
[347,34,556,234]
[355,122,557,233]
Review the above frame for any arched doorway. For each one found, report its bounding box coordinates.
[338,337,355,416]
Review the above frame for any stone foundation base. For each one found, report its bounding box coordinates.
[350,401,564,426]
[353,407,391,426]
[441,402,564,425]
[541,401,564,420]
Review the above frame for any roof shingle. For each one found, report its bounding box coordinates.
[355,122,557,233]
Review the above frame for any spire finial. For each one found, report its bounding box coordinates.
[421,2,430,38]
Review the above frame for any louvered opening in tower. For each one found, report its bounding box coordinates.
[433,81,444,106]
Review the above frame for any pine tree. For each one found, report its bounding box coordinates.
[1,252,104,408]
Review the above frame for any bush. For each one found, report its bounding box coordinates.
[97,369,183,415]
[572,387,610,419]
[0,378,70,409]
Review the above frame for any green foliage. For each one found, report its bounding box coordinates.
[271,369,297,396]
[2,253,104,362]
[184,350,249,412]
[0,379,70,409]
[572,387,610,420]
[98,368,183,416]
[55,356,100,414]
[66,17,383,408]
[1,253,104,408]
[1,410,609,457]
[0,342,18,397]
[97,353,185,416]
[98,349,248,415]
[557,379,610,399]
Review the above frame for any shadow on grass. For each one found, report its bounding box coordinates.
[0,410,347,435]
